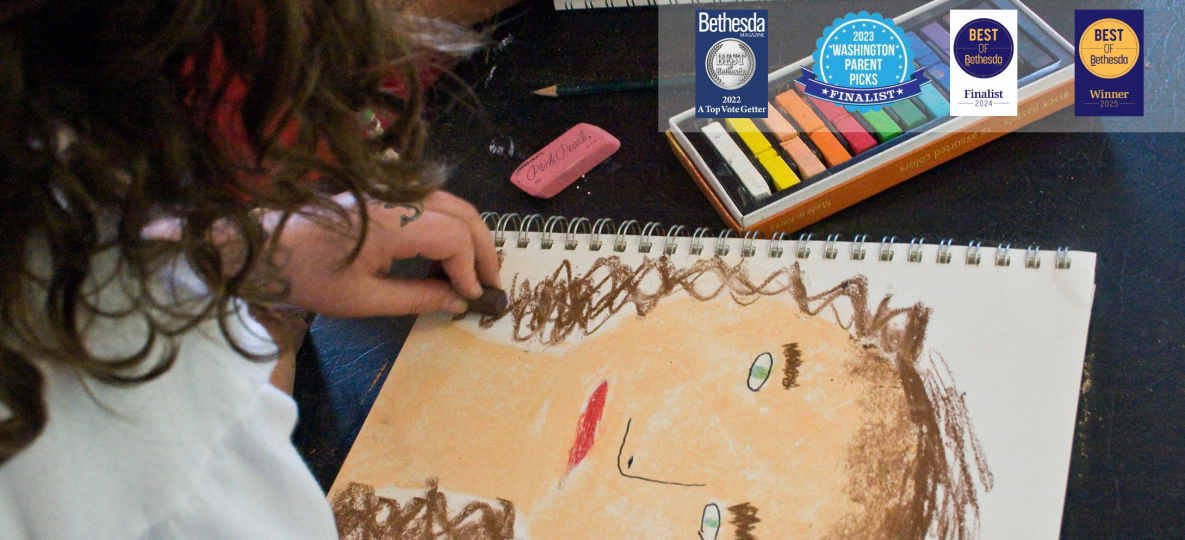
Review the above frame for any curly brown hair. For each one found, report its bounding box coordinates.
[0,0,445,464]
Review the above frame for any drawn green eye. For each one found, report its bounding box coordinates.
[747,352,773,392]
[700,503,722,540]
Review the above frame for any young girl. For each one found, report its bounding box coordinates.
[0,0,507,537]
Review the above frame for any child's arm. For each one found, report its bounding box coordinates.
[269,190,501,318]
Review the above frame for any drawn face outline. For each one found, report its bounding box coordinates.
[344,279,936,539]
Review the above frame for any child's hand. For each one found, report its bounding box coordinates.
[273,190,501,318]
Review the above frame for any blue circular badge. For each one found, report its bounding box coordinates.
[952,18,1013,78]
[812,12,913,113]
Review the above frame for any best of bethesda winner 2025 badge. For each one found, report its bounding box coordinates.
[1075,10,1143,116]
[797,12,926,113]
[696,10,767,118]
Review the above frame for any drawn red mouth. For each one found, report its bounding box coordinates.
[566,380,608,475]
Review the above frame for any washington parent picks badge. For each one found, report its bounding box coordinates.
[797,12,927,113]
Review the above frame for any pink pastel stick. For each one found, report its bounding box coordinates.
[511,123,620,199]
[759,102,798,141]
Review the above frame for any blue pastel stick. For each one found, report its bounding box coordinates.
[906,32,931,57]
[1018,33,1055,69]
[916,84,950,118]
[920,23,951,54]
[925,63,951,91]
[917,51,940,68]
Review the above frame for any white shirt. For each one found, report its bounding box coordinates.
[0,246,338,539]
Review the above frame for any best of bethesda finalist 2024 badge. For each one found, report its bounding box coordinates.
[949,10,1018,116]
[1075,10,1143,116]
[696,10,768,118]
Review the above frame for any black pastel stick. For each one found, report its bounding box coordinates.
[390,256,507,316]
[467,288,509,316]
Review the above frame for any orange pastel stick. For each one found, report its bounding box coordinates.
[808,129,852,167]
[774,91,825,134]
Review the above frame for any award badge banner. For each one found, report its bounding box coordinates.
[696,10,768,119]
[1075,10,1143,117]
[797,12,925,112]
[949,10,1018,116]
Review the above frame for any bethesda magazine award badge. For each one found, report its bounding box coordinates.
[696,10,767,118]
[950,10,1018,116]
[1075,10,1143,116]
[797,12,926,113]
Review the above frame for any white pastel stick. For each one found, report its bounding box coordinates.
[701,122,772,199]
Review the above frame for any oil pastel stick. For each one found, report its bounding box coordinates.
[832,115,877,155]
[774,90,826,133]
[779,137,827,179]
[759,103,799,142]
[724,118,801,191]
[702,122,772,199]
[807,129,852,167]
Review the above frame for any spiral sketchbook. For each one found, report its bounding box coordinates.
[554,0,780,10]
[329,215,1096,540]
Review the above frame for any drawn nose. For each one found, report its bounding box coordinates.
[615,418,707,487]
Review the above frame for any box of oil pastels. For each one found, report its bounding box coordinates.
[667,0,1075,234]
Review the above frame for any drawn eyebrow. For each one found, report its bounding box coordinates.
[782,343,802,389]
[727,502,760,540]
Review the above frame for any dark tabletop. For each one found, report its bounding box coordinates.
[294,1,1185,538]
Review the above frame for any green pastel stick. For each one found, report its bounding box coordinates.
[859,110,903,143]
[888,100,927,130]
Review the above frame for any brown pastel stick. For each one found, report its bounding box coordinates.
[774,90,825,134]
[466,288,508,316]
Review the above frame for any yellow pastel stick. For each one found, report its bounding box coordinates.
[725,118,800,191]
[724,118,773,154]
[757,153,800,190]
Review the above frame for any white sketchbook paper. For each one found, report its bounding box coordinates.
[331,228,1095,540]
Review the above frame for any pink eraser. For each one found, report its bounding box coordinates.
[510,123,620,199]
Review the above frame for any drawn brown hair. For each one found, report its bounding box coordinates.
[0,0,447,464]
[475,255,994,540]
[332,479,516,540]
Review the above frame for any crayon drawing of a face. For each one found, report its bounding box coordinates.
[331,258,990,540]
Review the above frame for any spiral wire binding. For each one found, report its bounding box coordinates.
[880,236,897,262]
[824,235,841,260]
[1025,245,1041,269]
[769,232,787,258]
[690,227,711,255]
[741,231,761,258]
[665,226,686,255]
[715,229,734,256]
[908,238,925,263]
[937,239,954,264]
[996,243,1011,267]
[967,241,982,266]
[479,214,1072,271]
[518,214,543,248]
[566,218,590,250]
[615,220,641,252]
[590,218,614,251]
[639,222,663,253]
[541,216,567,249]
[1056,247,1072,269]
